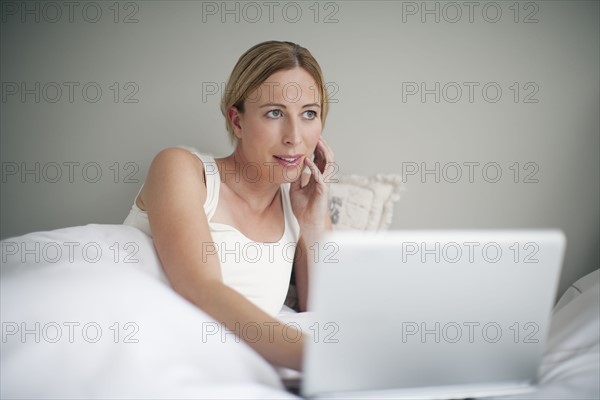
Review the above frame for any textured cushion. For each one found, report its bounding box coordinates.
[328,174,404,231]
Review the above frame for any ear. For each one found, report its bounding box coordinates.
[228,106,243,140]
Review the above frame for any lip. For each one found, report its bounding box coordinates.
[273,154,303,168]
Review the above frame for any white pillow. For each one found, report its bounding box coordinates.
[328,174,404,231]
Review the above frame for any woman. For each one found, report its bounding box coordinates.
[123,41,335,372]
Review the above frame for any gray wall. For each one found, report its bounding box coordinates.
[1,1,598,297]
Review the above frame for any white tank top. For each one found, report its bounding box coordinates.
[123,150,301,316]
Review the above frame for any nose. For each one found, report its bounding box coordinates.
[282,118,302,146]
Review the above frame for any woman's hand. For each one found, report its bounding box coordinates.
[289,137,336,236]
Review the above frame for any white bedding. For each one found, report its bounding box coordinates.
[1,224,295,399]
[494,269,600,399]
[1,224,598,399]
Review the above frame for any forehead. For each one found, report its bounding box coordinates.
[248,67,319,105]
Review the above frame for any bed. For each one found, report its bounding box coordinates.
[1,176,598,399]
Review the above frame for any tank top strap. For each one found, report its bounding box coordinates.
[132,183,145,206]
[190,152,220,221]
[280,182,301,242]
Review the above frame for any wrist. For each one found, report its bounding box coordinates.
[299,225,327,242]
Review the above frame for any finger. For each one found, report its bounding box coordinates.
[316,139,336,183]
[313,144,327,172]
[290,174,302,192]
[315,138,332,162]
[318,137,335,163]
[304,157,324,186]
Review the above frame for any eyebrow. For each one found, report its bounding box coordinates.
[258,102,321,109]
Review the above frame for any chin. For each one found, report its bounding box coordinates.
[274,164,304,184]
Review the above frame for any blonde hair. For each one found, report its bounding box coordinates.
[220,41,330,144]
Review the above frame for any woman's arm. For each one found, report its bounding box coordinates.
[293,212,333,313]
[289,137,336,313]
[140,147,304,370]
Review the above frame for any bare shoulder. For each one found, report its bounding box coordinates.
[138,147,207,209]
[139,147,223,294]
[150,147,205,177]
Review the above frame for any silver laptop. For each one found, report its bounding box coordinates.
[301,230,566,399]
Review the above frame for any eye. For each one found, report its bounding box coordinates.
[266,109,283,119]
[303,110,318,120]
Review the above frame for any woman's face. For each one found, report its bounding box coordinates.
[230,67,323,184]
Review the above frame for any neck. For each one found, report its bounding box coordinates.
[215,149,282,214]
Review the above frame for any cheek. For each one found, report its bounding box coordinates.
[307,125,322,144]
[244,118,272,137]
